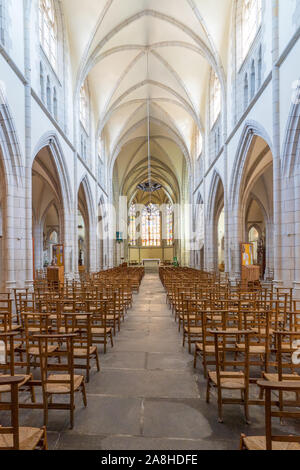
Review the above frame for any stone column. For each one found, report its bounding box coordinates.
[272,0,283,288]
[23,0,33,288]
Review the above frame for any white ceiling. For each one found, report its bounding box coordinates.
[62,0,234,201]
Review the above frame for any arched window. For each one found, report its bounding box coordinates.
[39,0,58,70]
[241,0,262,61]
[80,135,84,157]
[142,204,160,247]
[210,71,221,128]
[128,204,136,246]
[46,76,51,111]
[53,87,58,120]
[218,208,225,271]
[166,204,173,246]
[244,73,249,109]
[80,83,89,130]
[257,45,262,88]
[250,60,256,99]
[197,132,203,158]
[40,62,45,102]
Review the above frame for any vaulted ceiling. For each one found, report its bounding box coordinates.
[62,0,233,203]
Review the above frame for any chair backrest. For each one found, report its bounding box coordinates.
[0,331,18,375]
[0,375,26,450]
[274,331,300,378]
[35,333,77,396]
[210,330,253,389]
[0,299,13,332]
[24,312,53,352]
[257,380,300,450]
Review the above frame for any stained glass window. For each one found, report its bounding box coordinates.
[242,0,262,61]
[142,204,160,247]
[128,204,136,246]
[166,204,173,246]
[39,0,57,70]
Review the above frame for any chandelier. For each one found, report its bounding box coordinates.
[137,50,162,195]
[137,181,162,193]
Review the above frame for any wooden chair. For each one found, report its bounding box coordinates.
[262,331,300,413]
[61,312,100,382]
[36,333,87,429]
[0,376,47,450]
[23,312,58,375]
[0,331,34,394]
[240,381,300,450]
[91,300,113,354]
[206,330,253,424]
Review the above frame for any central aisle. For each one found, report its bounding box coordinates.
[49,274,242,450]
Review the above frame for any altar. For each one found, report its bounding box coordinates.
[142,259,161,271]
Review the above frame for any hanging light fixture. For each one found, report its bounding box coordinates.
[137,49,162,195]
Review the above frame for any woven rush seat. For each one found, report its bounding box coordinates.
[74,346,97,356]
[195,343,216,353]
[236,343,266,354]
[242,436,300,451]
[6,342,22,351]
[45,374,84,394]
[58,327,79,334]
[0,325,21,332]
[184,326,202,334]
[0,427,45,450]
[91,327,112,334]
[27,344,58,356]
[263,372,300,382]
[208,371,245,389]
[0,374,31,393]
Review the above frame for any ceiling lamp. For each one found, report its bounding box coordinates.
[137,181,162,193]
[137,50,162,195]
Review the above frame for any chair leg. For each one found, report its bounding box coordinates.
[81,382,87,407]
[240,434,246,450]
[86,363,90,383]
[217,388,223,423]
[44,395,49,427]
[188,337,192,355]
[206,378,211,404]
[110,331,114,348]
[95,349,100,372]
[42,426,48,450]
[193,347,198,368]
[30,379,36,403]
[243,390,251,425]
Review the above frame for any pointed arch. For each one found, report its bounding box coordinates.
[32,132,73,215]
[229,121,273,212]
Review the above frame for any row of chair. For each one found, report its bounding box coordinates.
[160,266,300,451]
[0,266,144,450]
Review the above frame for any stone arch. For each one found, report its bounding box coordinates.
[32,133,73,273]
[78,175,96,272]
[229,121,274,278]
[32,132,73,213]
[229,120,273,212]
[206,170,225,272]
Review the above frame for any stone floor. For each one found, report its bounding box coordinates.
[14,274,300,450]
